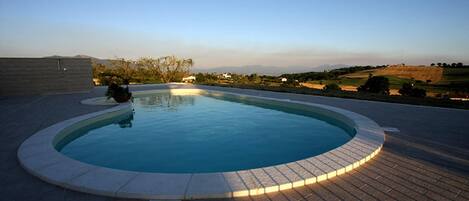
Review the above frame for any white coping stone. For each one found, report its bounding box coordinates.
[19,150,63,171]
[328,150,356,172]
[69,167,138,197]
[80,97,118,106]
[236,170,265,195]
[249,168,278,193]
[37,157,96,187]
[262,166,293,190]
[349,140,375,153]
[274,165,303,187]
[185,173,231,199]
[295,160,325,181]
[321,152,350,175]
[222,172,250,197]
[311,155,341,179]
[116,173,191,200]
[285,162,316,185]
[337,145,366,166]
[306,157,336,179]
[17,87,385,200]
[382,127,400,132]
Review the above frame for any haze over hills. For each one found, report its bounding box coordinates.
[44,55,349,75]
[192,64,350,75]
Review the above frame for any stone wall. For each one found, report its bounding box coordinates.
[0,58,93,96]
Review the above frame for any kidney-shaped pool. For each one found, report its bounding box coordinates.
[55,90,355,173]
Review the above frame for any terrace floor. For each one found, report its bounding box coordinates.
[1,84,469,201]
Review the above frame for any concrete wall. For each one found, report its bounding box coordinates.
[0,58,93,96]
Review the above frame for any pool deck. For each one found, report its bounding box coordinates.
[1,83,469,201]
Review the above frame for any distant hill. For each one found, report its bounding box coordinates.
[342,65,444,83]
[44,55,350,74]
[192,64,348,75]
[44,55,111,65]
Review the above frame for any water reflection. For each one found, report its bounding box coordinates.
[116,112,134,128]
[136,94,195,111]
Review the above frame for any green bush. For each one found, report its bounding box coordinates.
[323,83,341,92]
[357,76,390,95]
[399,83,426,98]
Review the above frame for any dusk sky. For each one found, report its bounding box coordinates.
[1,0,468,68]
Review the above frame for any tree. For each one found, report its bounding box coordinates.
[92,62,107,78]
[136,57,163,83]
[457,62,463,68]
[158,56,193,82]
[399,83,426,98]
[430,63,435,66]
[451,63,457,68]
[111,58,135,85]
[357,76,390,95]
[323,83,341,92]
[437,63,442,67]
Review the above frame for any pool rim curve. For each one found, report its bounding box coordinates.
[17,88,385,199]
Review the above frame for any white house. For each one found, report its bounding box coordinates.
[280,77,288,82]
[182,75,196,83]
[221,73,232,79]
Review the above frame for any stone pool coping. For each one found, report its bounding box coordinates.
[17,89,385,200]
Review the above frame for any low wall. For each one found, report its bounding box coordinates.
[0,58,93,96]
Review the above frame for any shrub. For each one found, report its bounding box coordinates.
[106,83,132,103]
[399,83,426,98]
[357,76,390,95]
[281,79,300,87]
[323,83,341,92]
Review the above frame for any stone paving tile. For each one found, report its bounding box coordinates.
[382,152,469,193]
[351,168,415,201]
[290,187,325,201]
[265,192,289,201]
[360,164,430,200]
[331,176,377,201]
[305,181,342,201]
[318,181,360,201]
[344,172,396,200]
[276,190,304,201]
[378,155,462,199]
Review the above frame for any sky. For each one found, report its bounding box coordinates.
[1,0,468,68]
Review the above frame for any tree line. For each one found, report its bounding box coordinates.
[430,62,466,68]
[93,56,193,85]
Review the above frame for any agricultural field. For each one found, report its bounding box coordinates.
[302,65,469,97]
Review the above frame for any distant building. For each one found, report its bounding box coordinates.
[182,75,196,83]
[221,73,232,79]
[280,77,288,82]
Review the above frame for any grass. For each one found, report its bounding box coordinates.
[199,82,469,110]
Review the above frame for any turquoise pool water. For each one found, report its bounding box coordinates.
[57,92,354,173]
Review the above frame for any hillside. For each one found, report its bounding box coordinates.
[342,65,444,83]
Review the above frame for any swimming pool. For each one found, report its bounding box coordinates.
[18,87,385,199]
[56,91,355,173]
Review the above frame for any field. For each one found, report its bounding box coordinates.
[301,65,469,97]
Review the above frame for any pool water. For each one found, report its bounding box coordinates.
[57,92,354,173]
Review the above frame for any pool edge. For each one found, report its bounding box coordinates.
[17,88,385,200]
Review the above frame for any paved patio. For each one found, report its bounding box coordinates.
[1,84,469,201]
